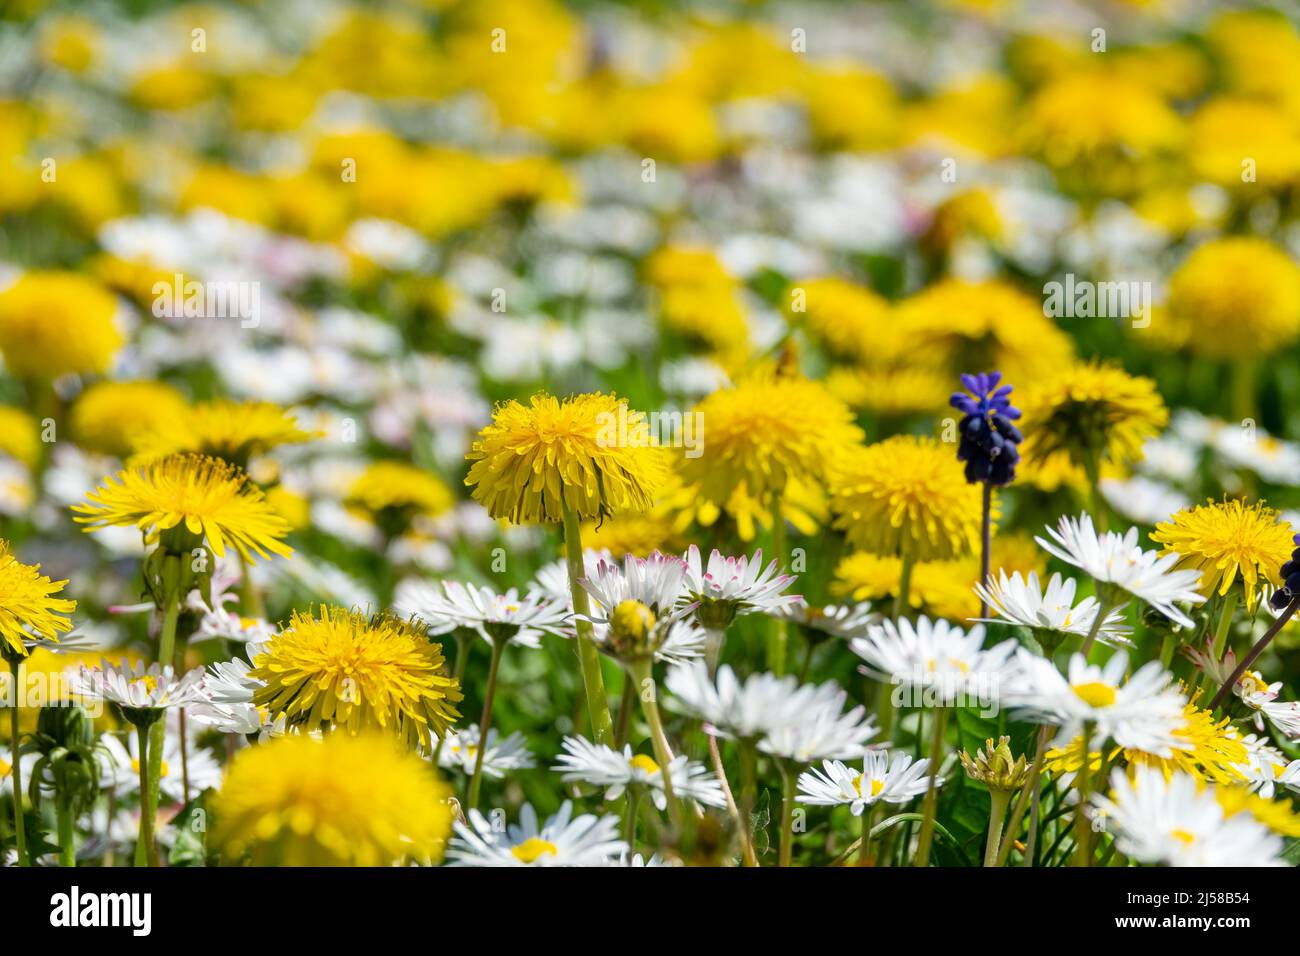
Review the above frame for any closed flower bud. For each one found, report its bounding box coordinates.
[960,736,1031,793]
[608,600,658,660]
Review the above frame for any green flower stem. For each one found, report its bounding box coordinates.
[858,803,878,867]
[777,761,797,867]
[624,786,641,854]
[978,483,993,620]
[995,725,1049,866]
[1231,358,1257,425]
[613,670,636,748]
[983,789,1011,868]
[703,626,727,679]
[466,636,505,811]
[1210,591,1240,662]
[894,548,915,620]
[135,722,160,867]
[913,706,948,867]
[737,739,760,866]
[55,792,76,867]
[766,494,788,675]
[8,657,27,866]
[629,659,680,826]
[1083,453,1107,532]
[561,504,614,745]
[1158,631,1177,668]
[140,560,182,867]
[1079,596,1113,656]
[239,553,265,620]
[1211,595,1300,709]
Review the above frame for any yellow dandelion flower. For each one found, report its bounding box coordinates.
[830,435,984,561]
[263,485,311,531]
[1217,785,1300,837]
[465,392,665,525]
[679,372,863,512]
[581,513,683,559]
[1018,361,1167,480]
[346,461,455,522]
[783,277,890,362]
[1188,98,1300,190]
[212,732,452,866]
[891,279,1075,385]
[251,607,461,752]
[803,66,899,150]
[0,542,76,657]
[69,381,190,459]
[0,272,122,380]
[833,533,1042,620]
[1151,500,1294,611]
[133,399,319,466]
[1164,238,1300,359]
[0,406,38,468]
[72,454,293,563]
[658,283,749,356]
[825,365,953,418]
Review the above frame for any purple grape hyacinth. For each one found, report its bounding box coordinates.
[950,371,1022,486]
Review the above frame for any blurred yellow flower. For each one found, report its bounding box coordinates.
[0,406,38,468]
[212,732,453,866]
[70,381,189,459]
[0,272,122,380]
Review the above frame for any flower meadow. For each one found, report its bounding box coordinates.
[3,0,1300,877]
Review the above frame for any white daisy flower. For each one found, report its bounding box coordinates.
[553,735,727,810]
[530,551,609,605]
[797,750,934,815]
[849,616,1016,706]
[446,800,626,867]
[1035,514,1205,628]
[664,661,849,741]
[1092,767,1283,867]
[1005,650,1187,757]
[609,851,671,867]
[1185,643,1300,739]
[1235,734,1300,798]
[973,571,1132,647]
[394,580,568,647]
[438,724,535,779]
[581,551,690,616]
[681,545,803,620]
[72,660,207,715]
[758,689,878,763]
[773,602,878,639]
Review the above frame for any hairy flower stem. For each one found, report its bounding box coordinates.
[629,659,680,826]
[561,504,614,745]
[978,483,992,620]
[135,722,160,867]
[766,494,788,675]
[1211,596,1300,710]
[777,761,797,867]
[8,656,28,866]
[894,549,915,620]
[984,789,1011,867]
[1210,592,1240,662]
[995,725,1049,866]
[914,707,948,866]
[707,732,754,865]
[738,739,761,865]
[614,673,636,748]
[466,637,505,811]
[139,558,181,867]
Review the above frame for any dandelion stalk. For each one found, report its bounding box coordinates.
[466,636,505,810]
[1210,591,1239,661]
[978,483,992,619]
[767,494,788,675]
[139,554,181,867]
[55,792,76,867]
[7,655,27,866]
[561,503,614,745]
[135,721,160,867]
[894,548,915,620]
[914,707,948,867]
[1211,595,1300,709]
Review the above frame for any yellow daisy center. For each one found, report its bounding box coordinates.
[1170,829,1196,845]
[1072,682,1117,708]
[511,838,559,863]
[629,754,660,775]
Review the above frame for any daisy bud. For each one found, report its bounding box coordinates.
[608,599,658,660]
[959,736,1031,793]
